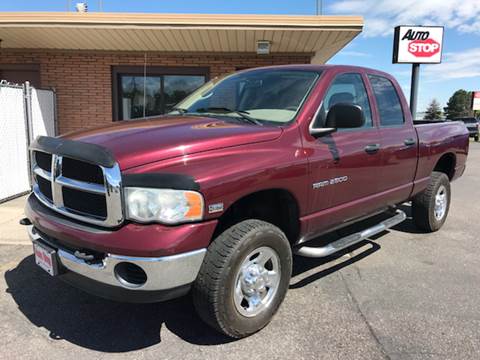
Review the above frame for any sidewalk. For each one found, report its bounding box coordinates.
[0,195,29,245]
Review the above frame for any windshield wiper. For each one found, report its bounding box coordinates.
[170,107,188,114]
[195,107,263,126]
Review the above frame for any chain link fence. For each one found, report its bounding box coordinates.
[0,81,56,202]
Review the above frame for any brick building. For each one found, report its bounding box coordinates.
[0,12,363,134]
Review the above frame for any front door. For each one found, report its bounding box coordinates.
[305,72,383,235]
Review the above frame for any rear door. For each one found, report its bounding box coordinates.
[367,74,417,205]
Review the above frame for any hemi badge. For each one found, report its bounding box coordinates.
[208,203,224,214]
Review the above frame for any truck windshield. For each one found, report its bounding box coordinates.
[170,69,320,125]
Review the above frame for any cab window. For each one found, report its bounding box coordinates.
[313,73,373,129]
[368,75,404,126]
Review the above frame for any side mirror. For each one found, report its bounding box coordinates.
[325,103,365,129]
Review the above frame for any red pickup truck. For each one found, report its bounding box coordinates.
[22,65,469,338]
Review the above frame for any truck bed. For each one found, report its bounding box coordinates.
[414,120,469,188]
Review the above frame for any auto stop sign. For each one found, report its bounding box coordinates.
[393,26,444,64]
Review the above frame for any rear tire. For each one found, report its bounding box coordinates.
[412,171,450,232]
[193,219,292,338]
[474,135,479,142]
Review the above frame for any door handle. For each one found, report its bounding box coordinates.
[404,138,416,146]
[364,144,380,154]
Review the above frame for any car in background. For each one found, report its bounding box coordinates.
[454,117,479,141]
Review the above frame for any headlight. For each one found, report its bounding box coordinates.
[124,188,204,224]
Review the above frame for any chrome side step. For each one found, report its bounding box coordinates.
[294,209,406,258]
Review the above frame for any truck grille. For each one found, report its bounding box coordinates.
[35,151,52,172]
[36,176,53,202]
[31,150,123,227]
[62,157,105,184]
[62,187,108,218]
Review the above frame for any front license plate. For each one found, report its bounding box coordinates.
[33,241,58,276]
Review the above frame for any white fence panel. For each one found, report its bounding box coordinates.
[31,88,56,138]
[0,86,30,202]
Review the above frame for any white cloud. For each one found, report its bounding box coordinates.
[329,0,480,37]
[422,47,480,81]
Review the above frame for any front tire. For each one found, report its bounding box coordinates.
[412,171,451,232]
[193,219,292,338]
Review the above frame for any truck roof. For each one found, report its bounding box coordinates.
[238,64,392,78]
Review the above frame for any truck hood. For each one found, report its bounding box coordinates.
[64,115,282,170]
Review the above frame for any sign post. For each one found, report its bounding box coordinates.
[393,25,444,119]
[409,63,420,118]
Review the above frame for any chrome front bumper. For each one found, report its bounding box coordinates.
[27,225,206,292]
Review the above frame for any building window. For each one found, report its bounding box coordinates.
[112,66,209,121]
[0,64,40,87]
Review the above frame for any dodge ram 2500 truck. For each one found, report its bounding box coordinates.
[22,65,469,338]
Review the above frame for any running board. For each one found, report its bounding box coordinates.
[294,209,406,258]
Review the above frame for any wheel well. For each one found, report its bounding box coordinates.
[433,153,456,180]
[212,189,300,245]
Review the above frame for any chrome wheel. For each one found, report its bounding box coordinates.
[234,246,281,317]
[434,185,447,221]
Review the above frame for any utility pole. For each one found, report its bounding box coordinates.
[66,0,70,11]
[99,0,103,12]
[316,0,322,15]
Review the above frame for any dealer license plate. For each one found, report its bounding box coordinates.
[33,241,58,276]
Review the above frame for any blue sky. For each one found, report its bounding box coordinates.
[1,0,479,112]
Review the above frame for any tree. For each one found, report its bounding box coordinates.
[424,99,442,120]
[443,89,473,119]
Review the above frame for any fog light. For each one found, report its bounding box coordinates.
[114,262,147,288]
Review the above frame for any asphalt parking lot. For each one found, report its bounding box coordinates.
[1,143,479,360]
